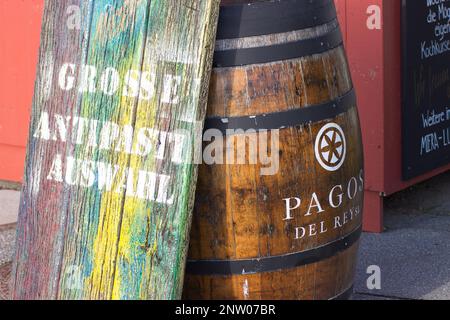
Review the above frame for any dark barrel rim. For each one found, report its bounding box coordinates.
[186,225,362,276]
[204,88,356,134]
[213,25,342,68]
[217,0,337,40]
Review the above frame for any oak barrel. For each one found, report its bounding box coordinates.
[184,0,364,300]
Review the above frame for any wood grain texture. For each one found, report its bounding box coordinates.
[12,0,220,300]
[184,0,364,300]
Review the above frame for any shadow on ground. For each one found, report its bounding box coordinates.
[354,171,450,300]
[2,172,450,300]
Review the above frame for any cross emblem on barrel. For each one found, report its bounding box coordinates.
[315,123,347,172]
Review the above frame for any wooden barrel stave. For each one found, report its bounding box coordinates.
[207,46,353,117]
[185,243,359,300]
[184,0,363,300]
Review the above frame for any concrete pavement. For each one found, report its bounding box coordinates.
[0,190,20,226]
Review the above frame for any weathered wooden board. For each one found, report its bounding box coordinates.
[12,0,219,300]
[184,0,363,300]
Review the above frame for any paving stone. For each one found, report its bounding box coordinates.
[0,190,20,226]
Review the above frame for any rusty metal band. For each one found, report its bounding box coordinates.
[204,88,356,134]
[213,26,343,68]
[217,0,337,40]
[186,225,362,276]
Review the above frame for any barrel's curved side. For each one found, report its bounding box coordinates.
[185,0,364,300]
[208,45,353,117]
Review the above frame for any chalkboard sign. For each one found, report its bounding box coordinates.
[402,0,450,180]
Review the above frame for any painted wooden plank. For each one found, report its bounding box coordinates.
[12,0,220,300]
[12,0,94,299]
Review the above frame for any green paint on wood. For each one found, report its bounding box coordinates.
[12,0,220,300]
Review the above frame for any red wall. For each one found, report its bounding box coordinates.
[0,0,43,182]
[335,0,450,195]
